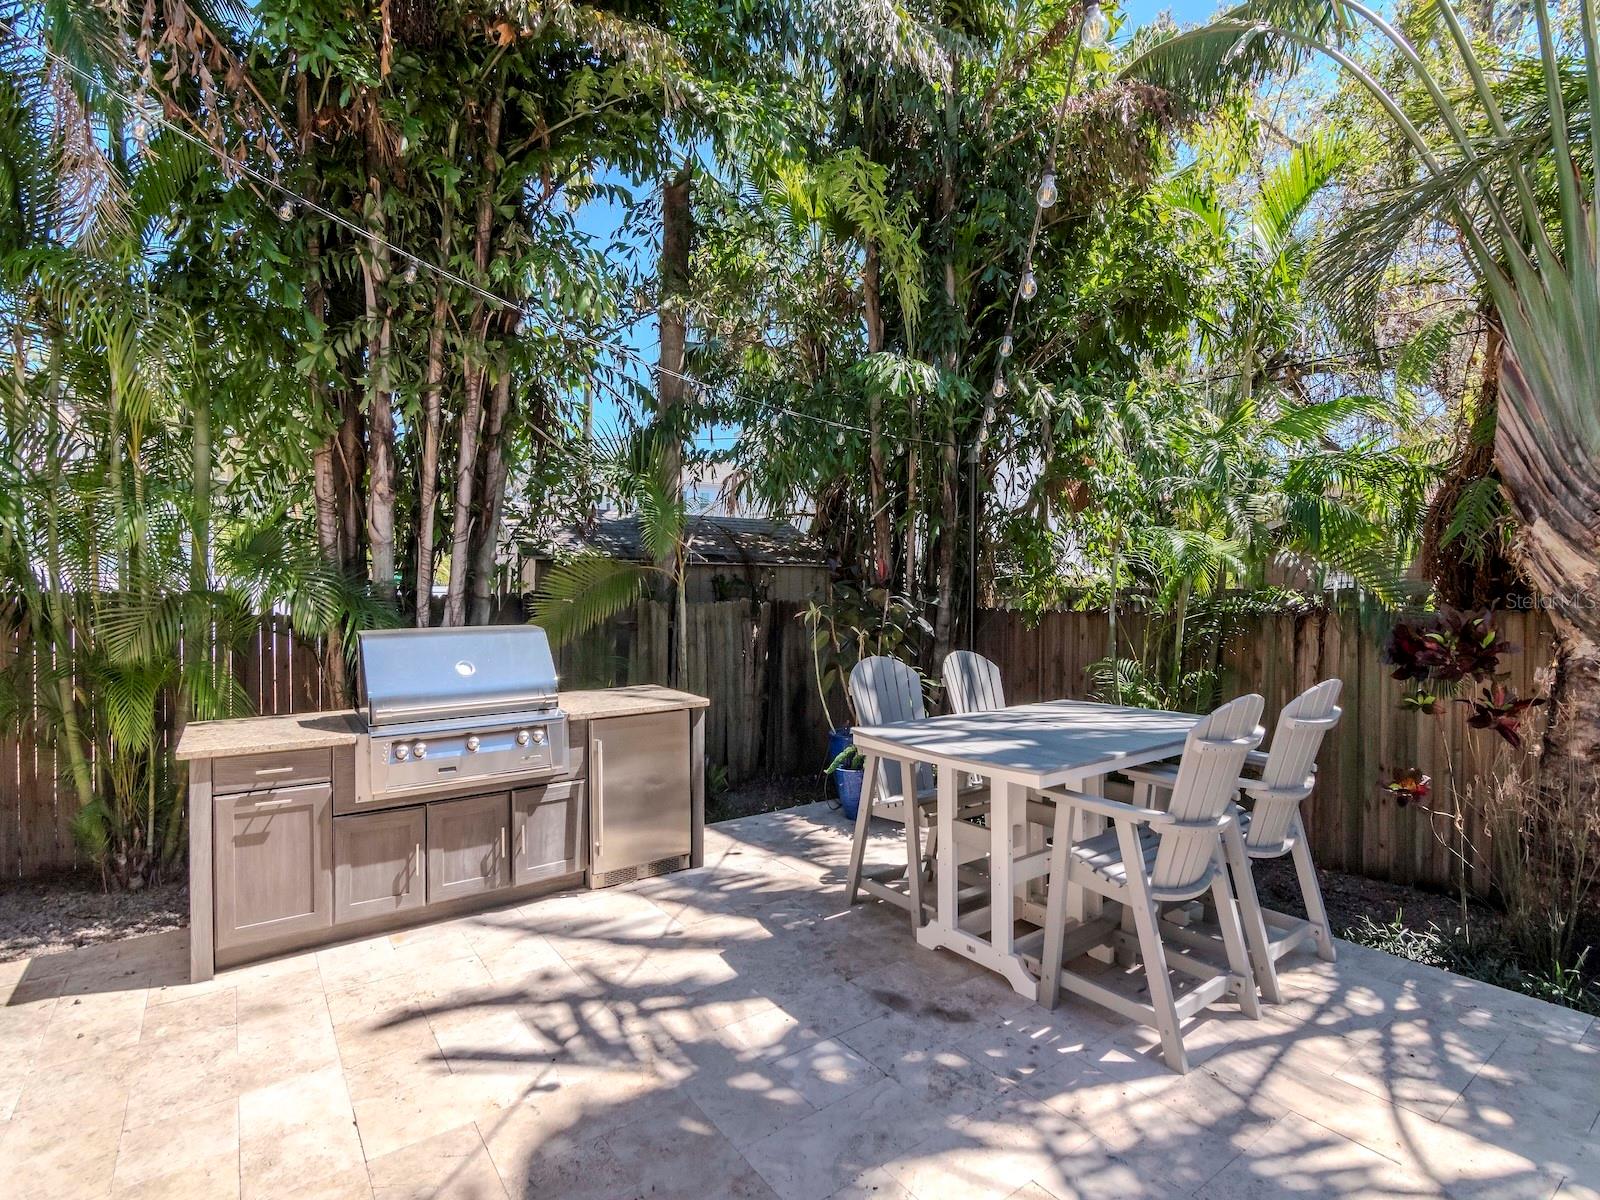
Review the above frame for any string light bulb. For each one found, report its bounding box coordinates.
[1000,335,1013,358]
[276,199,295,221]
[1019,269,1038,301]
[131,114,149,145]
[992,377,1007,399]
[402,261,419,284]
[835,430,845,446]
[1082,0,1109,48]
[1036,171,1057,209]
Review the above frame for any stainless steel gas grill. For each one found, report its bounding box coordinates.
[356,626,569,801]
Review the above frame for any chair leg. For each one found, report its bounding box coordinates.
[1115,821,1187,1074]
[1290,815,1336,962]
[1208,852,1261,1020]
[844,754,881,907]
[1223,815,1282,1004]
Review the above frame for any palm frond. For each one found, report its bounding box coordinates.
[531,555,650,646]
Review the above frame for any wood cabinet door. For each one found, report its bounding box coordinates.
[215,783,333,951]
[512,782,585,886]
[426,793,509,903]
[334,808,426,924]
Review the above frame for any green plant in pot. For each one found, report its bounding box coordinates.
[825,744,868,821]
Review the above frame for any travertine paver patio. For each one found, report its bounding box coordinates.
[2,802,1597,1200]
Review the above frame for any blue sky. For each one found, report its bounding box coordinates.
[578,0,1225,449]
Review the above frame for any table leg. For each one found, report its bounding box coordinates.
[899,758,925,928]
[989,780,1023,959]
[936,763,957,930]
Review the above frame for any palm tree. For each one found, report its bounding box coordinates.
[1127,0,1600,784]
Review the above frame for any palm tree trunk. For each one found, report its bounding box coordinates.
[1496,351,1600,789]
[657,163,693,683]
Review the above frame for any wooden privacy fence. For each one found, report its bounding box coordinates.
[973,604,1559,894]
[0,599,1558,891]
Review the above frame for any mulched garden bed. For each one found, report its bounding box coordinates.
[0,869,187,964]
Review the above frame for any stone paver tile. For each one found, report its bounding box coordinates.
[317,936,406,993]
[886,1091,1097,1200]
[236,992,343,1089]
[768,1036,883,1111]
[1450,1030,1600,1135]
[601,1098,780,1198]
[112,1155,242,1199]
[123,1029,243,1129]
[239,1065,364,1200]
[138,985,237,1044]
[763,978,897,1042]
[345,1043,540,1161]
[838,1012,1010,1116]
[740,1075,949,1200]
[364,1122,508,1200]
[428,1006,547,1072]
[31,985,148,1068]
[1192,1111,1446,1199]
[333,1001,443,1070]
[680,1052,816,1148]
[1334,1015,1506,1120]
[114,1094,237,1190]
[0,1087,126,1198]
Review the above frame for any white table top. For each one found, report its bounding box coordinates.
[850,699,1201,789]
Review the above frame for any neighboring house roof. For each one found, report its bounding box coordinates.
[527,515,825,567]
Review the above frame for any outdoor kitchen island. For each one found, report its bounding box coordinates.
[176,646,709,983]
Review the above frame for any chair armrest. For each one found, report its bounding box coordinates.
[1038,786,1172,827]
[1120,764,1179,789]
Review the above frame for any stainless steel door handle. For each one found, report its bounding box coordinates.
[593,741,603,861]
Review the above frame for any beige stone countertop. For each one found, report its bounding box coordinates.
[176,685,708,761]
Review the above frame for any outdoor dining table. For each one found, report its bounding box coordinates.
[849,699,1202,1002]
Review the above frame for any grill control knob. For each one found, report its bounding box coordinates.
[532,728,548,745]
[394,744,410,762]
[515,729,531,746]
[465,735,481,753]
[413,741,428,759]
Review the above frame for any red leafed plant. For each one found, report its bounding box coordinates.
[1382,768,1432,807]
[1383,607,1510,687]
[1459,684,1546,750]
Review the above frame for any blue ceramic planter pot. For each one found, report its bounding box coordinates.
[835,767,866,821]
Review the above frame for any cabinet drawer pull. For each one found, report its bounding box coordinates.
[254,765,297,776]
[593,741,603,858]
[251,797,299,809]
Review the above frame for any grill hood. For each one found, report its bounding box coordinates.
[356,626,560,728]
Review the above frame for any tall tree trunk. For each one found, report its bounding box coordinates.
[658,162,693,686]
[468,350,515,625]
[443,94,502,627]
[414,273,451,626]
[297,62,348,698]
[932,74,962,662]
[336,392,366,577]
[864,242,892,586]
[1496,351,1600,793]
[362,169,398,604]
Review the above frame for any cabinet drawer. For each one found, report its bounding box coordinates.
[214,749,332,795]
[334,808,426,924]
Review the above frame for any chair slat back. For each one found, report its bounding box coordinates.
[850,656,931,800]
[1245,679,1343,853]
[1150,694,1264,893]
[942,651,1006,715]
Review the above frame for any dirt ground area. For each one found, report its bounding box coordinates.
[0,869,188,964]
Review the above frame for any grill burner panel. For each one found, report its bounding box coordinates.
[356,627,568,801]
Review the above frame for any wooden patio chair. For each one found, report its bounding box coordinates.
[844,656,989,927]
[1122,679,1344,1002]
[941,650,1006,715]
[1035,693,1266,1074]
